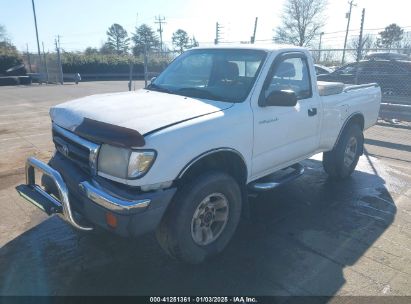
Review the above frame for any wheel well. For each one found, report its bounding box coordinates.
[347,113,365,130]
[333,113,365,151]
[177,151,248,186]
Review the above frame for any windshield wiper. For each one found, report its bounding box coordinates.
[175,87,224,101]
[146,83,173,94]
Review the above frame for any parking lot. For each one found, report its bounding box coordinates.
[0,81,410,296]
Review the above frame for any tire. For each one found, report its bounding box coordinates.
[323,123,364,180]
[156,171,242,264]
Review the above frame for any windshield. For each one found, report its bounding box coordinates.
[148,49,267,103]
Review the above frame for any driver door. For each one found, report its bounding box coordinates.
[251,52,321,178]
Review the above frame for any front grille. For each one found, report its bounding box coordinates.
[52,124,100,175]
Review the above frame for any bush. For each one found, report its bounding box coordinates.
[0,42,23,74]
[61,53,169,75]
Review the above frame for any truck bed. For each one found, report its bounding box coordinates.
[317,81,379,96]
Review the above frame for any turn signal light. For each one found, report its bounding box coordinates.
[106,212,117,228]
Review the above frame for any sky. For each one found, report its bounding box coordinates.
[1,0,411,53]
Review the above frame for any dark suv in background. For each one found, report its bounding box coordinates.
[317,60,411,96]
[365,52,410,61]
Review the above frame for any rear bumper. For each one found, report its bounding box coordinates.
[16,153,176,237]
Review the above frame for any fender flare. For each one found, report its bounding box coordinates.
[176,147,247,180]
[332,112,364,150]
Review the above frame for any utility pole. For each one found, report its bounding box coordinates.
[55,36,63,84]
[26,44,32,73]
[356,8,365,62]
[215,22,223,45]
[318,32,324,62]
[42,42,49,83]
[355,8,365,85]
[143,44,148,88]
[128,58,133,91]
[250,17,258,44]
[155,15,166,54]
[342,0,356,65]
[31,0,41,62]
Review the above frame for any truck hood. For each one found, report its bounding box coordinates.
[50,89,233,135]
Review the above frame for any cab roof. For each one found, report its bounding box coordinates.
[192,43,307,53]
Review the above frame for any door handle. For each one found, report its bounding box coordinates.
[308,108,317,117]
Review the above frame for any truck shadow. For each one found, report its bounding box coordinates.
[0,157,396,296]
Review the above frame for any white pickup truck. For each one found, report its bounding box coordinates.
[17,45,381,263]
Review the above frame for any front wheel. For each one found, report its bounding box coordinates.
[323,124,364,180]
[156,171,242,264]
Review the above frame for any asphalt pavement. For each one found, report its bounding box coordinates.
[0,82,410,296]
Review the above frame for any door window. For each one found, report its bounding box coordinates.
[265,56,312,100]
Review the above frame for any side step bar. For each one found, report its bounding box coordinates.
[249,163,305,192]
[15,157,93,231]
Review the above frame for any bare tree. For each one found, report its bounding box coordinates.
[401,33,411,55]
[319,49,340,66]
[274,0,327,47]
[348,34,375,60]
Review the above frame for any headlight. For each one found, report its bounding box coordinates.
[128,151,156,178]
[98,144,156,179]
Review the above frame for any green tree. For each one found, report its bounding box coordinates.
[377,24,404,49]
[0,24,7,41]
[172,29,190,53]
[84,47,99,55]
[274,0,327,47]
[99,42,115,55]
[106,23,130,55]
[131,24,160,56]
[0,41,23,73]
[190,36,199,48]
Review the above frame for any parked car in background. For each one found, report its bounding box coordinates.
[0,64,32,86]
[317,60,411,96]
[365,52,410,61]
[314,64,334,75]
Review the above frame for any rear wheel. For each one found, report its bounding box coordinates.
[323,123,363,180]
[156,171,242,264]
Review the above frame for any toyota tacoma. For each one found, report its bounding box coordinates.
[16,45,381,263]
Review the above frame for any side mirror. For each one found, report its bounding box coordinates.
[150,77,157,84]
[262,90,297,107]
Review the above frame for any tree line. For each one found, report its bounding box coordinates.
[274,0,410,54]
[0,25,25,74]
[84,23,199,56]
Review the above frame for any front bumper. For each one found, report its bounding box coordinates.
[16,153,176,237]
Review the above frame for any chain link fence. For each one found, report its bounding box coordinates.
[18,46,411,105]
[21,53,63,84]
[309,48,411,103]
